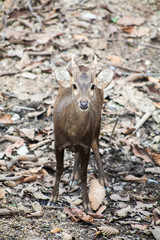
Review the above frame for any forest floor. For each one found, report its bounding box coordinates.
[0,0,160,239]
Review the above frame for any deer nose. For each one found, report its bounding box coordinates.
[80,101,88,111]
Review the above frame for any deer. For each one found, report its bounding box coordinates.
[49,56,113,209]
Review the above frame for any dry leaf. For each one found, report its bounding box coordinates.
[5,140,24,157]
[51,227,61,234]
[110,193,130,202]
[124,175,148,183]
[151,227,160,240]
[116,205,131,218]
[0,113,14,124]
[96,205,106,215]
[132,144,152,162]
[63,206,93,223]
[152,153,160,166]
[16,52,31,70]
[98,225,119,236]
[0,188,6,199]
[118,16,145,26]
[19,128,35,140]
[89,178,105,211]
[107,55,125,65]
[61,232,73,240]
[122,26,149,37]
[131,224,148,231]
[73,34,89,42]
[153,102,160,109]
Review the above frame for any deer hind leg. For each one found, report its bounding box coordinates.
[70,152,80,187]
[91,139,108,187]
[49,148,64,205]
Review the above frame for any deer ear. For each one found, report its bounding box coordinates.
[96,69,114,89]
[55,69,71,88]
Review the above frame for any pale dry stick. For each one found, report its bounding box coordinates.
[2,0,17,41]
[106,63,142,73]
[4,135,23,143]
[133,111,154,134]
[30,139,51,151]
[0,174,22,182]
[140,43,160,51]
[7,158,18,170]
[7,155,38,170]
[109,117,119,146]
[0,208,20,216]
[27,0,42,30]
[124,73,160,78]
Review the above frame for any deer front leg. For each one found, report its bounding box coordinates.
[92,140,108,187]
[70,152,80,187]
[79,148,90,210]
[49,148,64,205]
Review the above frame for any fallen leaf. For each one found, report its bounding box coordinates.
[124,175,148,183]
[153,208,160,225]
[116,205,132,218]
[16,52,31,70]
[19,128,35,141]
[131,224,148,231]
[96,205,106,215]
[51,227,61,234]
[89,178,105,211]
[110,193,130,202]
[107,55,125,65]
[61,232,73,240]
[0,188,6,199]
[151,227,160,240]
[5,140,24,157]
[132,144,152,162]
[122,26,149,37]
[151,152,160,166]
[88,38,107,50]
[63,206,93,223]
[117,16,145,26]
[73,34,89,42]
[0,113,14,124]
[98,225,119,236]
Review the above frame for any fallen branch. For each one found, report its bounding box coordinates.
[109,117,118,146]
[0,174,23,182]
[134,111,154,133]
[0,207,21,216]
[27,0,42,30]
[2,0,16,41]
[29,139,51,151]
[140,43,160,50]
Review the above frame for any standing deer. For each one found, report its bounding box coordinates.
[50,56,113,209]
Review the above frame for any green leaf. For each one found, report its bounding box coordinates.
[112,17,118,23]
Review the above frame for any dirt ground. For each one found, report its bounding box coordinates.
[0,0,160,239]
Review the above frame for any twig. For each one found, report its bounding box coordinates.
[7,157,18,170]
[29,139,51,151]
[133,111,154,133]
[109,117,118,146]
[27,0,42,30]
[0,208,21,216]
[124,72,160,77]
[2,0,17,41]
[0,174,23,182]
[107,63,142,73]
[139,43,160,50]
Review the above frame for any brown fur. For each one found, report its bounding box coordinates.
[50,61,111,209]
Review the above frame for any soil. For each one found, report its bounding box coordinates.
[0,0,160,239]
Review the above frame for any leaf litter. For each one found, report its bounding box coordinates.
[0,0,160,239]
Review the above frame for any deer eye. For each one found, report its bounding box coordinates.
[72,84,77,89]
[91,84,95,90]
